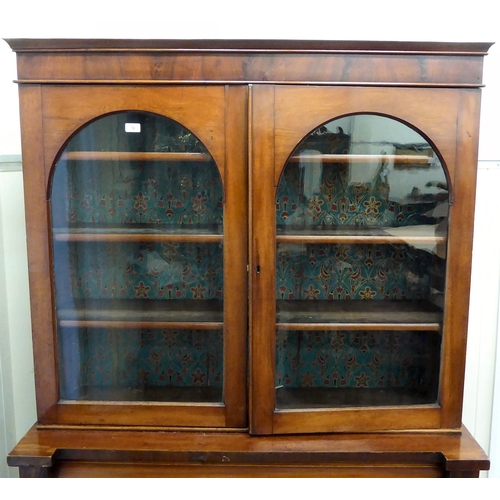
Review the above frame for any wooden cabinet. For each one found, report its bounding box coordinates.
[5,38,492,477]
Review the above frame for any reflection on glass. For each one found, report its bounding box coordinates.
[275,114,447,409]
[51,111,224,403]
[276,115,448,233]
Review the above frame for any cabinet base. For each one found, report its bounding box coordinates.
[8,424,489,478]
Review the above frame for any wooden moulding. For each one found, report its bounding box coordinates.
[4,39,494,53]
[5,39,494,87]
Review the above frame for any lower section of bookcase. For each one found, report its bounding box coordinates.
[8,425,489,478]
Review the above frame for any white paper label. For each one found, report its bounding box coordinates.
[125,123,141,133]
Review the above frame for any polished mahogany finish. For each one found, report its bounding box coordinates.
[5,38,492,477]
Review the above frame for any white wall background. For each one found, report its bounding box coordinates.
[0,0,499,480]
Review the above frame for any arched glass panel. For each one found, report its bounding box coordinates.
[51,112,224,403]
[275,114,447,410]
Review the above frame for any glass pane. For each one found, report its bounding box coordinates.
[276,330,441,408]
[51,111,224,403]
[275,114,447,409]
[59,328,223,402]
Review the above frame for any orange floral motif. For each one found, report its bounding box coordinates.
[359,286,376,299]
[363,196,382,215]
[307,195,324,214]
[133,281,151,298]
[191,193,208,213]
[304,284,320,300]
[354,372,371,387]
[133,192,150,210]
[191,283,207,299]
[300,371,316,386]
[191,368,206,385]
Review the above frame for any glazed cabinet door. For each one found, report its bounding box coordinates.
[249,85,481,434]
[22,85,248,428]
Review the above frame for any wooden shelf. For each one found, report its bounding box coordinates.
[275,387,438,409]
[61,151,213,162]
[68,386,223,403]
[276,224,446,245]
[58,299,223,329]
[276,300,442,331]
[53,224,223,243]
[288,154,436,168]
[287,154,433,165]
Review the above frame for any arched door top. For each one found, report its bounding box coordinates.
[276,113,449,230]
[50,111,223,227]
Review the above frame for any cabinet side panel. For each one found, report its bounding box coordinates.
[440,89,482,428]
[18,85,59,420]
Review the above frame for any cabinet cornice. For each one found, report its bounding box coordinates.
[5,39,493,88]
[4,39,494,54]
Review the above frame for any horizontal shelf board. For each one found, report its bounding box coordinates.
[66,385,223,403]
[59,320,223,329]
[276,224,446,245]
[276,300,442,329]
[53,224,223,243]
[61,151,213,162]
[275,387,438,409]
[277,322,441,331]
[58,299,223,328]
[287,154,433,165]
